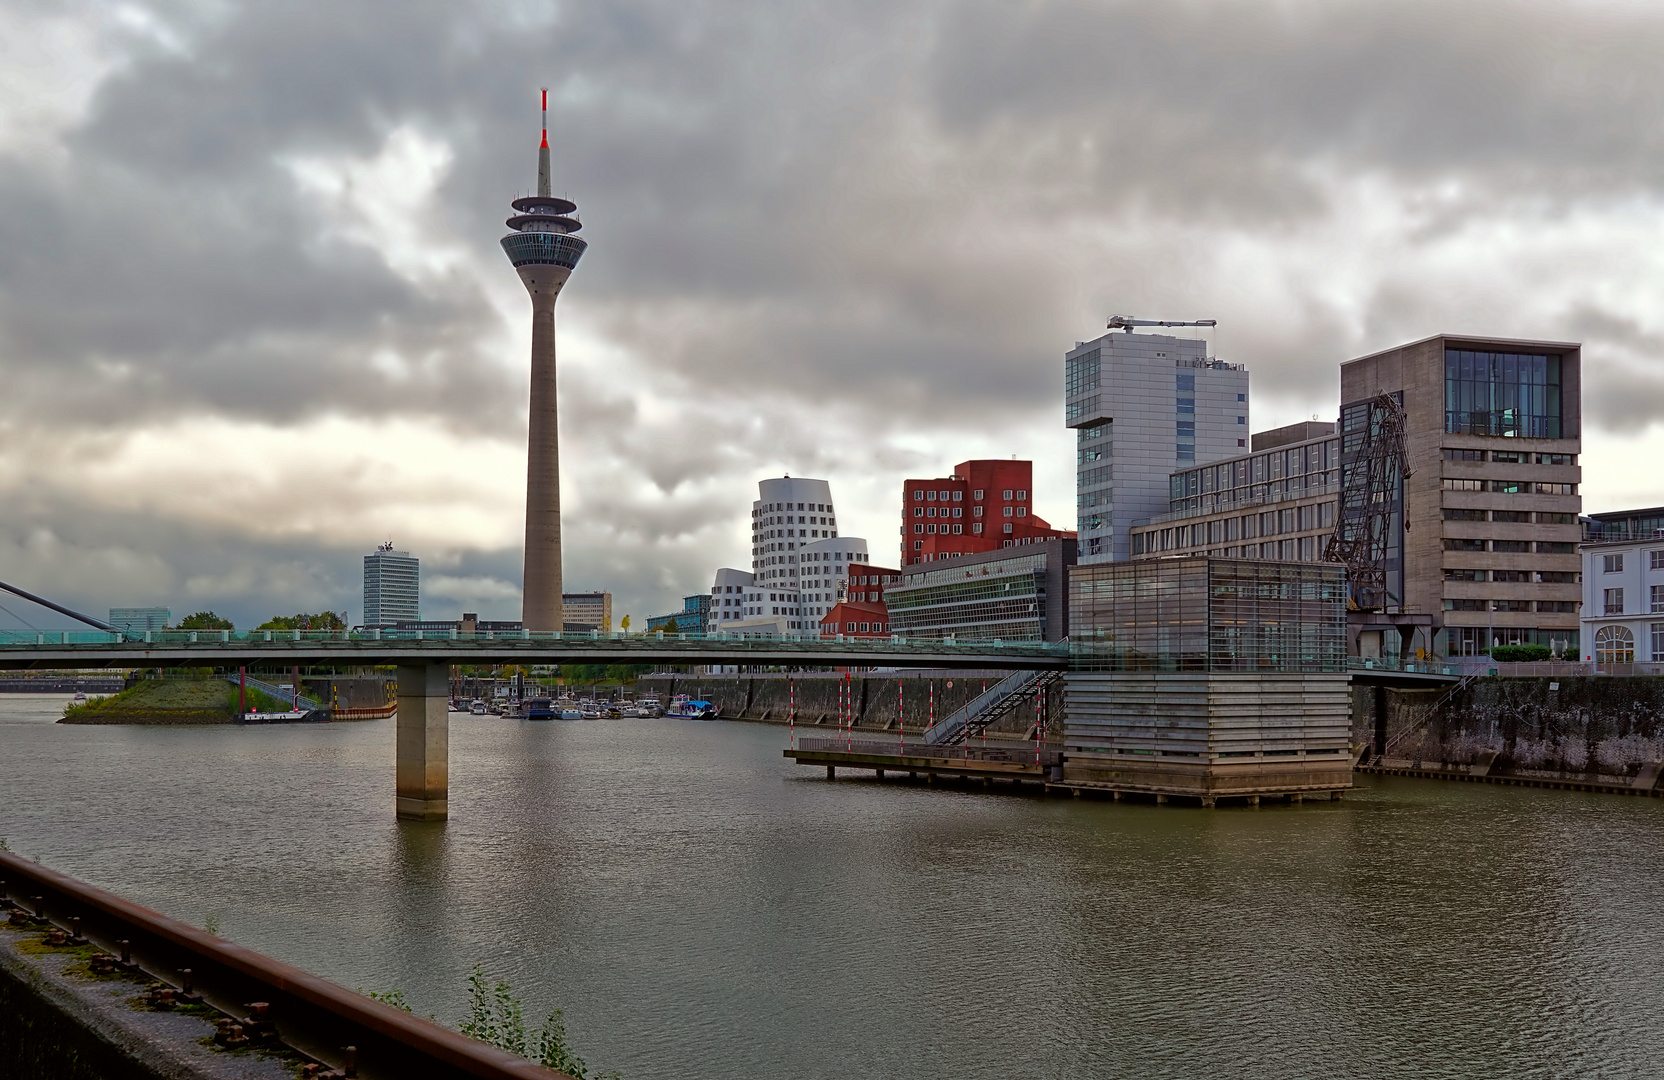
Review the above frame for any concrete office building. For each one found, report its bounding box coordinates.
[561,592,612,633]
[108,607,170,633]
[1065,332,1249,564]
[502,91,588,632]
[1340,335,1582,657]
[885,539,1076,642]
[364,544,420,626]
[1580,508,1664,664]
[1129,422,1341,564]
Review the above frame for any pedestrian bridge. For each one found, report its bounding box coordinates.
[0,627,1071,671]
[0,627,1462,823]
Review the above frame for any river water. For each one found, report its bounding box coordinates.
[3,693,1662,1079]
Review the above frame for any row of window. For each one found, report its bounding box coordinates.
[1443,349,1564,439]
[1079,465,1112,487]
[1443,509,1578,524]
[827,621,889,635]
[755,502,831,515]
[1601,586,1664,615]
[1443,539,1576,554]
[1443,569,1578,583]
[1442,448,1576,465]
[1442,478,1578,494]
[1600,552,1664,573]
[1134,535,1326,562]
[913,522,1006,535]
[909,488,1025,502]
[1445,599,1578,612]
[1173,439,1341,500]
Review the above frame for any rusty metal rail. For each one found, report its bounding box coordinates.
[0,850,570,1079]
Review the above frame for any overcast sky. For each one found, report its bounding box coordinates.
[3,0,1664,630]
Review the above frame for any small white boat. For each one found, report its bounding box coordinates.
[665,695,719,720]
[68,691,87,708]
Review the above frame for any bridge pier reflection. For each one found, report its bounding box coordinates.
[396,663,448,821]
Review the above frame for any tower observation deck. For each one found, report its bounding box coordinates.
[503,89,587,632]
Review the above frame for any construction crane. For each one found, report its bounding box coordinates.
[1106,315,1217,333]
[1324,392,1411,612]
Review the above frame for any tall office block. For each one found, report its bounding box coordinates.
[1340,335,1582,657]
[1065,331,1249,564]
[364,544,420,626]
[502,89,587,632]
[108,607,170,633]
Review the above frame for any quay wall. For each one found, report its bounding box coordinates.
[636,673,1060,737]
[1355,676,1664,784]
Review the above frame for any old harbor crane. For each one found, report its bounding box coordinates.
[1324,392,1411,612]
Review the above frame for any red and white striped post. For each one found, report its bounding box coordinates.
[981,679,988,748]
[788,677,795,748]
[897,678,904,753]
[1036,682,1044,765]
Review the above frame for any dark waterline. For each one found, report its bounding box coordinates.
[4,693,1662,1079]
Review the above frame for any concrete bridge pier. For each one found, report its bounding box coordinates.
[396,663,448,821]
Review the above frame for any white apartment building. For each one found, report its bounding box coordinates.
[363,543,419,625]
[1065,331,1249,563]
[712,476,868,634]
[1581,533,1664,663]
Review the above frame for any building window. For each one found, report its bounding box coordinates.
[1491,480,1529,494]
[1492,570,1529,583]
[1604,554,1625,573]
[1444,538,1486,552]
[1177,374,1195,391]
[1176,397,1195,415]
[1003,489,1013,499]
[1605,588,1624,615]
[1237,393,1245,402]
[1444,599,1487,611]
[1003,523,1013,534]
[1016,507,1027,517]
[1653,584,1664,613]
[973,506,983,517]
[1537,541,1576,554]
[1066,348,1101,398]
[1653,550,1664,571]
[973,489,984,499]
[972,523,982,534]
[1535,483,1577,495]
[1444,348,1563,438]
[913,541,923,550]
[914,524,923,534]
[1003,506,1013,517]
[1493,540,1529,553]
[913,507,923,517]
[1654,623,1664,662]
[1443,508,1487,521]
[952,524,963,534]
[1538,601,1578,613]
[1596,625,1635,664]
[1538,571,1578,584]
[914,490,923,500]
[1491,450,1528,464]
[953,491,963,501]
[1444,569,1486,581]
[1237,416,1246,424]
[1443,448,1484,461]
[1017,490,1027,500]
[1443,479,1486,491]
[926,491,936,501]
[1537,453,1575,466]
[1493,510,1531,523]
[1492,599,1532,612]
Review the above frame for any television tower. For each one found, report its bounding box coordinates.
[502,88,587,632]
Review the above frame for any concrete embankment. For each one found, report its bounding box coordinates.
[638,672,1061,737]
[1354,676,1664,790]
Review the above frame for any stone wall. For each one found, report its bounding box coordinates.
[637,673,1060,737]
[1354,676,1664,780]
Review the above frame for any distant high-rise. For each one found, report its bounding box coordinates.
[108,607,170,633]
[502,88,587,632]
[364,543,419,626]
[1065,330,1249,563]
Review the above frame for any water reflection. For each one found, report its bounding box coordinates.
[3,694,1662,1079]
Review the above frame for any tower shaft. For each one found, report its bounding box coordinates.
[520,266,570,632]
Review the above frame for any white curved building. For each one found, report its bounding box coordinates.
[708,476,868,633]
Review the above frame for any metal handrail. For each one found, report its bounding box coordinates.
[0,850,570,1079]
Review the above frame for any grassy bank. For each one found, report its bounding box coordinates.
[59,679,290,725]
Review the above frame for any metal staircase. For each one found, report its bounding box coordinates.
[923,670,1062,746]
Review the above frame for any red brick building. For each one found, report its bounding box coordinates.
[900,460,1072,566]
[819,562,900,638]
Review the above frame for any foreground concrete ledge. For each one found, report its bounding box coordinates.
[0,923,293,1080]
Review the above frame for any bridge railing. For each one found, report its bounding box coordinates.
[0,626,1073,658]
[1345,657,1465,677]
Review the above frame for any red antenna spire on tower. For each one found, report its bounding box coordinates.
[540,87,548,149]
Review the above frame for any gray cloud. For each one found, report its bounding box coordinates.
[4,0,1664,624]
